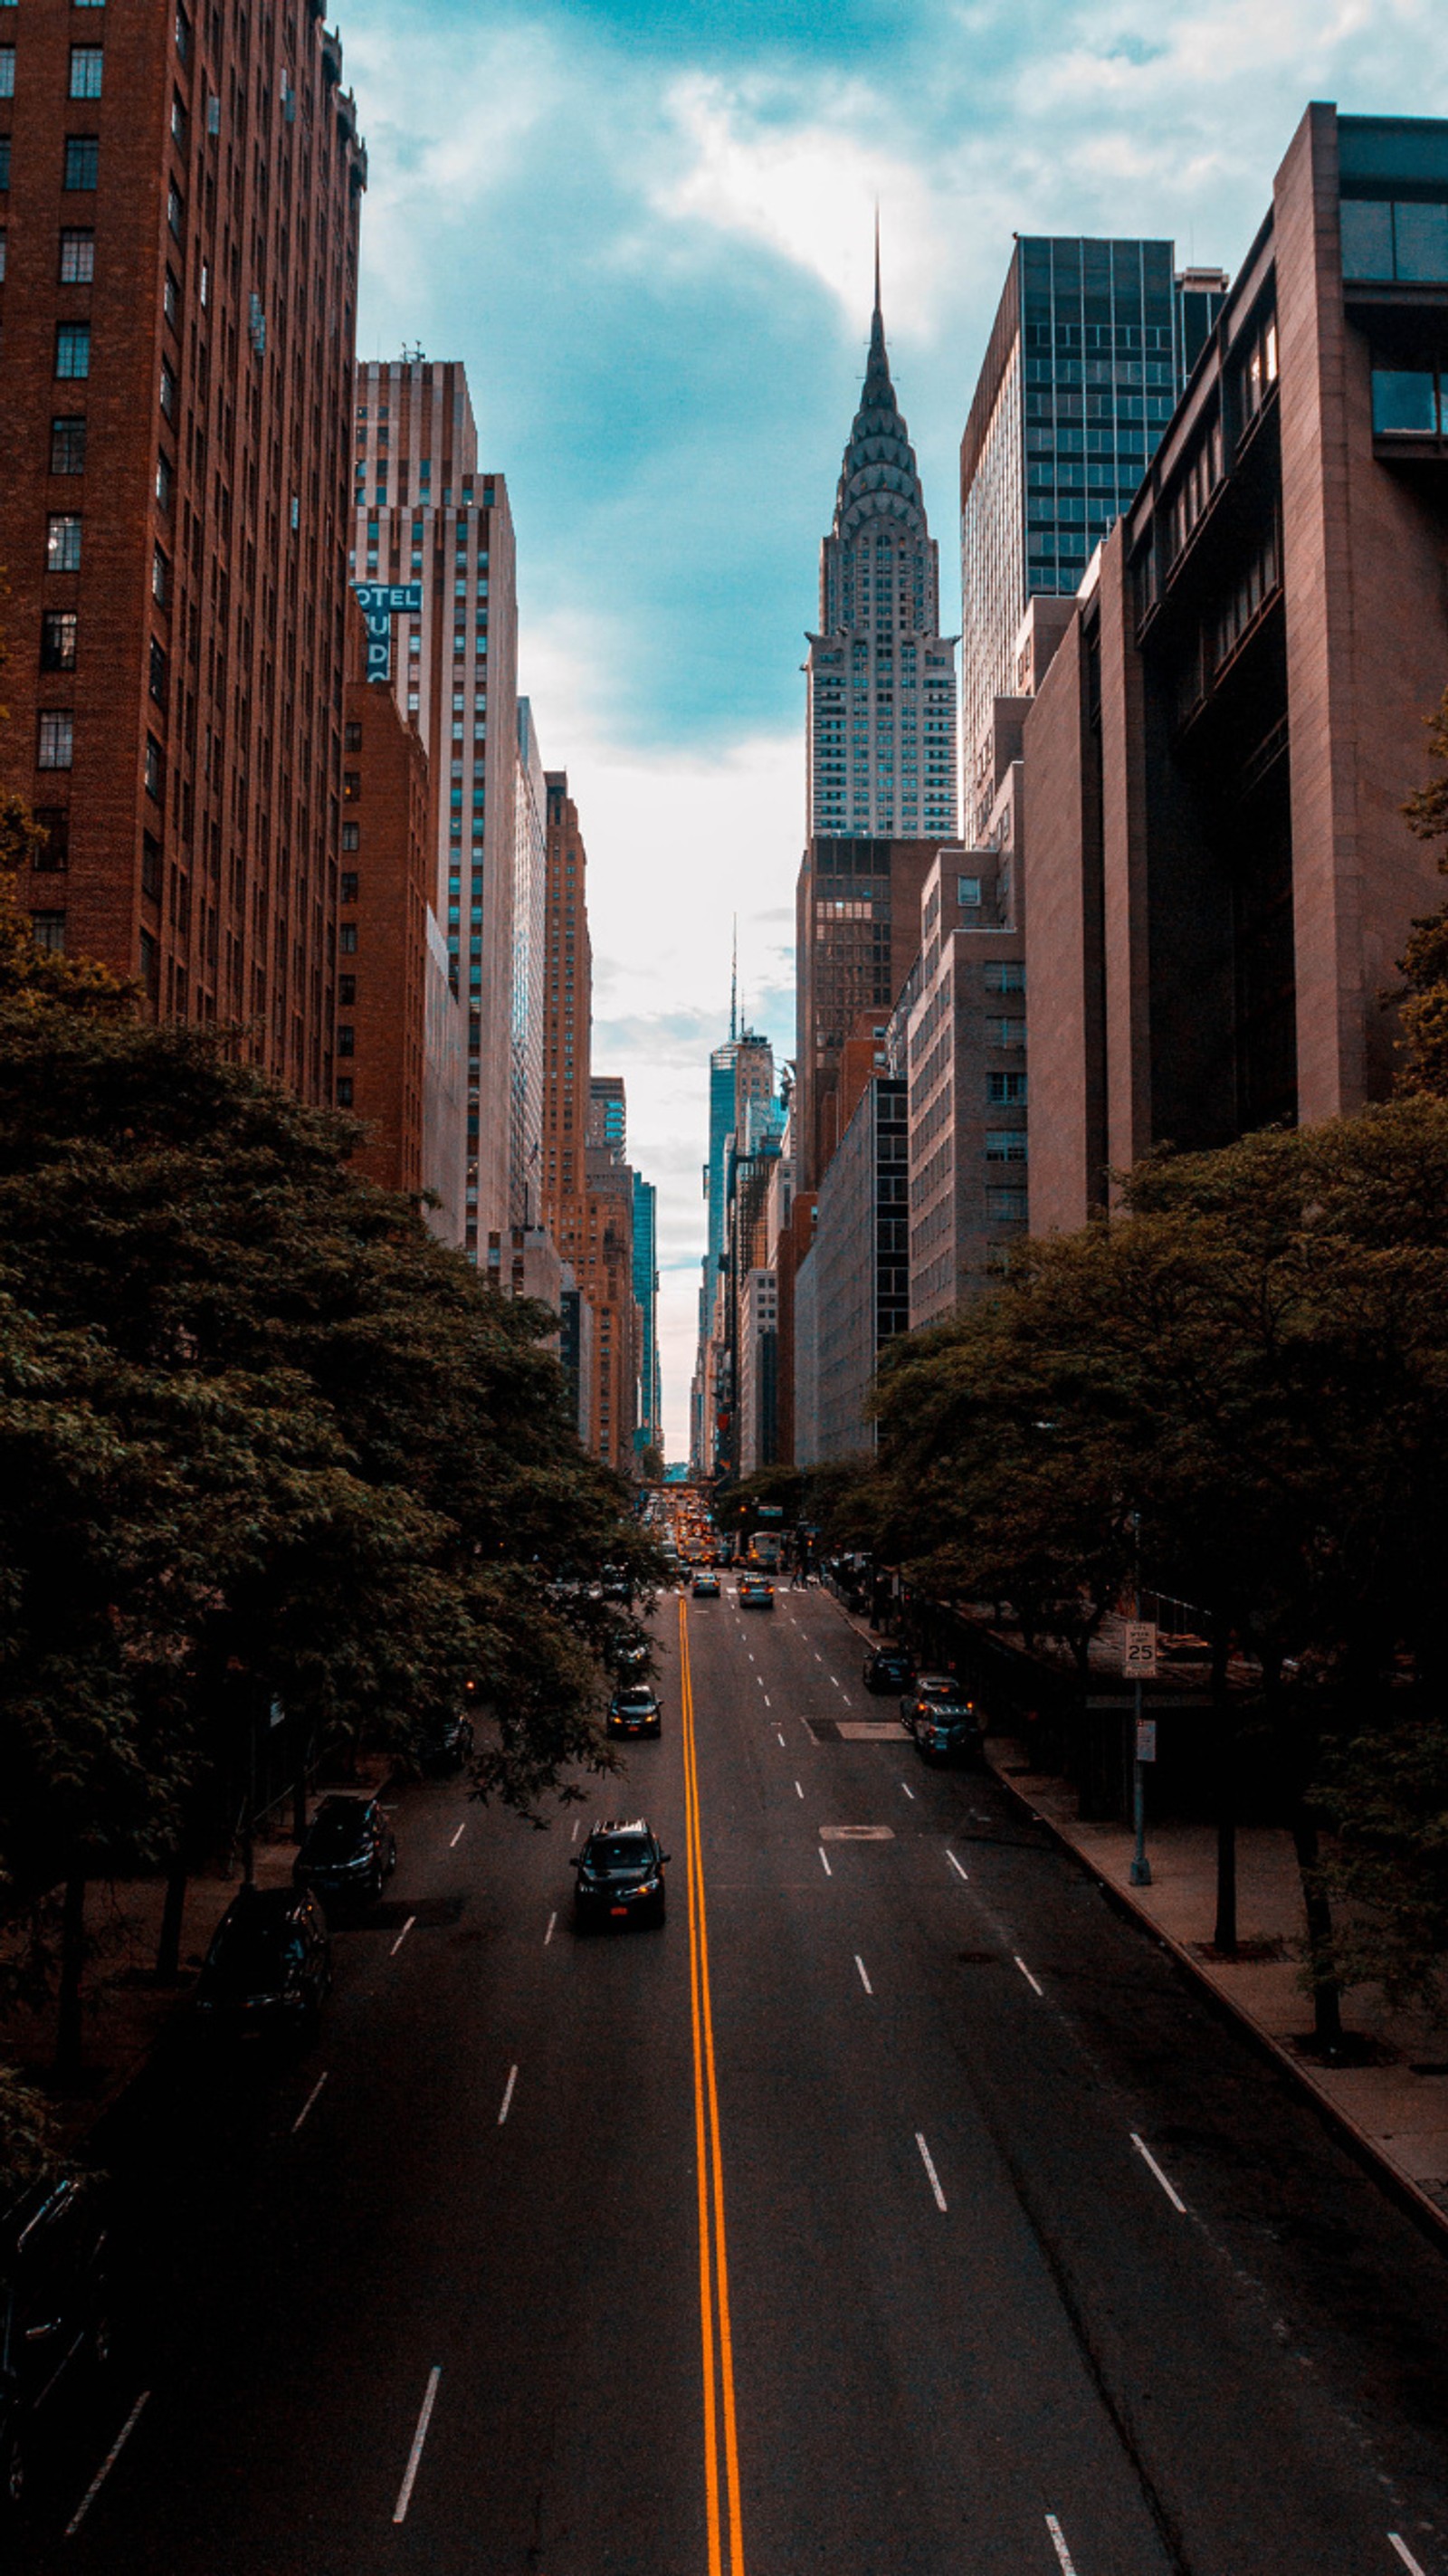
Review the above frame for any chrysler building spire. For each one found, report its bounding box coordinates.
[804,265,958,841]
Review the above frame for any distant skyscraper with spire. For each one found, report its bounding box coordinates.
[805,244,958,841]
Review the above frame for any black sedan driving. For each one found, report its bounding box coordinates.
[572,1820,670,1927]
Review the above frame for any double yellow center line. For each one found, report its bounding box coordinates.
[679,1596,747,2576]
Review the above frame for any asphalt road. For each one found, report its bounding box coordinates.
[19,1579,1448,2574]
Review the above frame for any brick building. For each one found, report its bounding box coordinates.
[0,0,365,1099]
[794,1070,909,1465]
[338,599,462,1228]
[1024,104,1448,1233]
[901,849,1027,1326]
[795,833,942,1190]
[349,360,519,1255]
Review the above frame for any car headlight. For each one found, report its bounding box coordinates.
[625,1878,659,1897]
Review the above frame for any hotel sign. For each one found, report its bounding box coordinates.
[353,580,423,683]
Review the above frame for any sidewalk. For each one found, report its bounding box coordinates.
[987,1732,1448,2245]
[820,1585,1448,2246]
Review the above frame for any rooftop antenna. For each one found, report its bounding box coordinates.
[729,917,738,1043]
[873,203,881,319]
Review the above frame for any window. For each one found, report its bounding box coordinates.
[37,712,73,771]
[340,871,358,904]
[55,321,90,379]
[170,91,186,149]
[32,810,70,873]
[40,611,78,671]
[141,831,162,900]
[0,47,13,100]
[985,960,1025,994]
[344,720,362,752]
[138,930,158,998]
[64,136,99,190]
[339,921,357,954]
[148,637,167,704]
[159,358,176,419]
[987,1071,1027,1104]
[0,141,9,191]
[341,825,358,854]
[151,544,168,606]
[50,415,86,475]
[335,1076,354,1107]
[337,1024,355,1057]
[30,912,67,955]
[342,770,360,802]
[59,227,94,282]
[167,181,183,241]
[986,1131,1027,1163]
[163,265,180,329]
[338,975,356,1007]
[70,48,104,99]
[986,1185,1028,1222]
[957,875,982,909]
[144,733,164,803]
[155,451,172,512]
[0,231,8,283]
[1372,364,1443,438]
[46,513,82,571]
[175,7,190,64]
[1342,196,1448,284]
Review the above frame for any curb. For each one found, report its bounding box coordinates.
[984,1751,1448,2261]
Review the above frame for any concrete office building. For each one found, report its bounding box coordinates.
[1023,105,1448,1233]
[633,1170,662,1464]
[961,238,1226,839]
[795,834,942,1189]
[512,700,548,1225]
[737,1267,779,1475]
[693,1018,775,1474]
[794,1072,909,1464]
[350,359,519,1257]
[901,849,1027,1326]
[0,3,366,1092]
[805,264,958,845]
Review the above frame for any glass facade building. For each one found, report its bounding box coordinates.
[959,240,1225,836]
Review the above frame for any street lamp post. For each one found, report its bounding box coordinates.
[1126,1512,1154,1888]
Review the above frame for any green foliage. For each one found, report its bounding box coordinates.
[0,1004,659,1922]
[1317,1716,1448,2022]
[1396,684,1448,1098]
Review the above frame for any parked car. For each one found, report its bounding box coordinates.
[293,1794,396,1906]
[572,1820,670,1928]
[195,1886,332,2038]
[415,1711,474,1775]
[0,2175,111,2507]
[863,1645,912,1693]
[900,1674,984,1763]
[607,1684,662,1739]
[691,1570,720,1599]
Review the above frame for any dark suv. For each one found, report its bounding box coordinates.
[863,1646,912,1693]
[572,1821,670,1928]
[0,2175,110,2507]
[195,1885,332,2038]
[293,1794,396,1906]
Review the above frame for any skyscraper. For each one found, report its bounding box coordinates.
[0,4,365,1095]
[805,258,958,844]
[539,772,592,1214]
[632,1170,662,1465]
[350,360,519,1257]
[959,238,1226,836]
[512,700,547,1225]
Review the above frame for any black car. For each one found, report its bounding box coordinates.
[607,1684,662,1738]
[415,1711,475,1775]
[900,1673,984,1763]
[572,1820,670,1927]
[607,1632,652,1681]
[738,1576,775,1609]
[0,2175,110,2507]
[195,1885,332,2038]
[863,1646,912,1693]
[293,1794,397,1905]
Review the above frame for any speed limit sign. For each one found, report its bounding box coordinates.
[1124,1620,1158,1678]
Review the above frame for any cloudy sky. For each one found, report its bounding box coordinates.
[340,0,1444,1455]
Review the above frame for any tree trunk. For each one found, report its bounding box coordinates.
[1212,1616,1237,1956]
[1291,1805,1344,2055]
[155,1864,187,1981]
[291,1721,309,1845]
[53,1868,87,2082]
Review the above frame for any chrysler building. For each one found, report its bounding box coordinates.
[805,260,958,841]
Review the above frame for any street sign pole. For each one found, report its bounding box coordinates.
[1130,1672,1151,1886]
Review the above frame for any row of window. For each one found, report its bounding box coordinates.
[0,44,103,101]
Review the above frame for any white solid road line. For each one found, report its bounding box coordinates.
[1045,2513,1079,2573]
[498,2065,519,2124]
[795,1780,804,1798]
[1015,1956,1044,1998]
[570,1817,580,1843]
[819,1846,833,1877]
[390,1914,416,1958]
[450,1820,467,1848]
[65,2390,151,2535]
[291,2072,329,2133]
[855,1954,873,1995]
[947,1849,969,1883]
[544,1913,557,1947]
[1130,2131,1187,2213]
[900,1779,915,1799]
[915,2132,948,2212]
[392,2366,442,2524]
[1389,2536,1432,2576]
